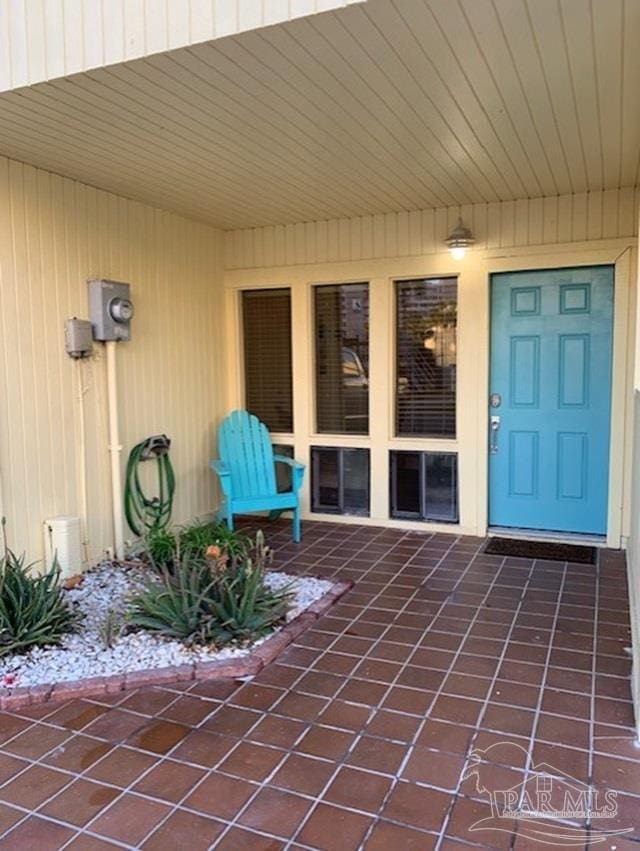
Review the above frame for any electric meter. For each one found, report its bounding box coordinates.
[88,279,134,341]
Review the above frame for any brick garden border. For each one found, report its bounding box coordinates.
[0,579,353,711]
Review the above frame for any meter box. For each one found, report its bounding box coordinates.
[88,279,134,341]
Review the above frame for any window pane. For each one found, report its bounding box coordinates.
[342,449,369,516]
[311,447,370,516]
[312,448,340,511]
[391,452,421,517]
[315,283,369,434]
[424,453,458,522]
[273,444,293,493]
[396,278,457,437]
[242,289,293,432]
[390,451,458,523]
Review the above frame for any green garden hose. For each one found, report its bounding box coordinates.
[124,435,175,536]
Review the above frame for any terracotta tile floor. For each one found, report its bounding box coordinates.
[0,520,639,849]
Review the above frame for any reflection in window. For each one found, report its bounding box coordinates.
[396,278,457,437]
[315,283,369,435]
[311,447,370,516]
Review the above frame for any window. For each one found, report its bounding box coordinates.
[311,447,370,516]
[396,278,457,437]
[242,289,293,432]
[315,283,369,435]
[390,451,458,523]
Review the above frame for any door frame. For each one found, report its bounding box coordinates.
[477,244,634,549]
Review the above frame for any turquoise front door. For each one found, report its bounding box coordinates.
[489,266,614,535]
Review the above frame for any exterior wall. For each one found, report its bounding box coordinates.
[225,188,640,269]
[626,213,640,739]
[0,156,225,564]
[0,0,362,93]
[224,189,638,546]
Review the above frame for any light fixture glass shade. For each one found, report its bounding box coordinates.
[445,218,475,259]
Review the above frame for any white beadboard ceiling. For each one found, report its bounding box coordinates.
[0,0,638,230]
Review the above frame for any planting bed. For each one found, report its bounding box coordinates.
[0,561,351,710]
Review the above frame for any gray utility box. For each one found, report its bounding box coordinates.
[88,279,134,341]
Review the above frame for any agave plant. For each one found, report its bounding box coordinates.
[0,551,81,657]
[128,530,292,647]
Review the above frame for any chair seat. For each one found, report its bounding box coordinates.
[230,491,299,513]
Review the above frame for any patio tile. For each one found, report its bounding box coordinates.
[41,734,112,773]
[213,826,285,850]
[323,766,392,813]
[87,793,170,845]
[0,764,71,809]
[85,745,156,786]
[296,802,373,851]
[124,719,190,754]
[45,701,110,731]
[364,820,437,850]
[0,802,23,834]
[169,729,237,767]
[381,781,451,832]
[296,724,354,761]
[218,741,285,781]
[346,736,407,775]
[142,810,225,850]
[238,786,311,838]
[401,746,465,789]
[246,714,307,749]
[271,753,335,796]
[3,724,71,760]
[132,760,206,802]
[40,778,120,826]
[0,817,75,850]
[183,772,257,819]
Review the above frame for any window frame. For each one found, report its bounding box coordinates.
[311,445,371,517]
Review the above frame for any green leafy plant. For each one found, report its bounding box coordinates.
[144,526,177,569]
[128,530,292,647]
[179,521,250,560]
[143,521,249,572]
[0,550,81,657]
[98,608,125,650]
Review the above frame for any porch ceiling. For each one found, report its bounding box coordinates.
[0,0,638,230]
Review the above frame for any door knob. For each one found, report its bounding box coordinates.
[490,415,501,454]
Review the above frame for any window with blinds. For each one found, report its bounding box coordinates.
[395,278,457,438]
[315,283,369,435]
[242,289,293,433]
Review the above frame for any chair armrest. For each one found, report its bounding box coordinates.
[274,455,305,492]
[274,455,304,469]
[211,459,232,496]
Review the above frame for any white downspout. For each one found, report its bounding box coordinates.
[105,341,124,560]
[75,359,90,567]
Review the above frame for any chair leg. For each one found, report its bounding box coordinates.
[225,507,234,532]
[293,507,301,543]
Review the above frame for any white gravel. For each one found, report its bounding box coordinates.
[0,563,332,690]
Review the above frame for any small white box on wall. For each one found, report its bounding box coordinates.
[43,516,82,580]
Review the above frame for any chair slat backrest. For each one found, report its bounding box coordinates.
[218,410,277,497]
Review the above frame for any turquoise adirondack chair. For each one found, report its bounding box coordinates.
[211,410,305,542]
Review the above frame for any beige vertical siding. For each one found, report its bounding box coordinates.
[224,188,640,269]
[0,156,225,563]
[0,0,363,92]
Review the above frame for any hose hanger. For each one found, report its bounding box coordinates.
[124,434,175,537]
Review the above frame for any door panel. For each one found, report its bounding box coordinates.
[489,267,613,535]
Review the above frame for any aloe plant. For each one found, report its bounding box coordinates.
[128,531,292,646]
[0,550,81,657]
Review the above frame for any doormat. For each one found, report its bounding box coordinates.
[484,536,597,564]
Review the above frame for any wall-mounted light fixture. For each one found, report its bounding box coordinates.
[445,218,475,260]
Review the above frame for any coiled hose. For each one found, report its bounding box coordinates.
[124,435,175,536]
